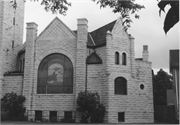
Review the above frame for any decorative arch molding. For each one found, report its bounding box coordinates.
[36,48,75,69]
[37,53,73,94]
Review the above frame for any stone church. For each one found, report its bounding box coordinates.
[0,0,154,123]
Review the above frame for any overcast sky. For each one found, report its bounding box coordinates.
[24,0,179,74]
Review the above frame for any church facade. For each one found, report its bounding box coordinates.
[0,0,154,123]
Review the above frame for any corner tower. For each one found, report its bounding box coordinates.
[0,0,25,96]
[0,0,25,72]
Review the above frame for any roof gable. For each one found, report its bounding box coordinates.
[89,20,116,46]
[37,17,76,40]
[86,52,102,64]
[111,17,129,37]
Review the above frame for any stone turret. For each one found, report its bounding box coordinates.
[0,0,25,97]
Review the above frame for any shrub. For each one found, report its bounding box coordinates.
[50,117,57,122]
[1,92,26,121]
[60,118,75,123]
[77,91,105,123]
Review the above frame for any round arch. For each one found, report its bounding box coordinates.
[114,77,127,95]
[37,53,73,94]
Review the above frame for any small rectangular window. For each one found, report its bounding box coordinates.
[19,59,22,72]
[12,40,14,48]
[22,58,25,71]
[35,111,42,121]
[64,111,72,120]
[118,112,125,122]
[50,111,57,122]
[13,17,15,25]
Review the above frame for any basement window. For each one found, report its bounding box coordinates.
[64,111,72,120]
[35,111,42,121]
[49,111,57,122]
[118,112,125,122]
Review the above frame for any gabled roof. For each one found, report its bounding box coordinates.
[37,17,76,40]
[89,20,116,47]
[17,42,26,56]
[170,50,179,72]
[73,20,117,48]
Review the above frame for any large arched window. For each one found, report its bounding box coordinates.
[122,53,126,65]
[37,54,73,94]
[115,52,120,65]
[115,77,127,95]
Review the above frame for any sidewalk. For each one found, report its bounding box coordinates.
[0,121,172,125]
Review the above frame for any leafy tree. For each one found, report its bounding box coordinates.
[25,0,144,31]
[93,0,145,31]
[158,0,179,34]
[28,0,71,15]
[16,0,178,33]
[77,91,105,123]
[1,92,26,120]
[153,69,173,106]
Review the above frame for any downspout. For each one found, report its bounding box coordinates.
[85,59,88,93]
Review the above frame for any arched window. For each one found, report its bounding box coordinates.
[37,53,73,94]
[115,77,127,95]
[115,52,119,65]
[122,53,126,65]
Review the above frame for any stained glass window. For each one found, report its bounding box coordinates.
[37,54,73,94]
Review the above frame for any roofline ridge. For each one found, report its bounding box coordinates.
[89,33,96,46]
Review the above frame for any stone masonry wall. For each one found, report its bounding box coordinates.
[24,18,77,121]
[95,46,109,122]
[134,60,154,123]
[106,18,154,123]
[87,64,102,97]
[2,75,23,96]
[0,1,4,97]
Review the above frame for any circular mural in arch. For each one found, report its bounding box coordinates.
[47,63,64,84]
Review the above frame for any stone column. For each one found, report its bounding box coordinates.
[75,18,88,122]
[129,34,135,78]
[105,31,113,123]
[23,22,38,120]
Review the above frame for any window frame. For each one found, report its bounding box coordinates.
[118,112,125,122]
[64,111,73,120]
[35,110,42,121]
[49,111,57,122]
[114,77,127,95]
[122,52,127,65]
[37,53,73,94]
[115,52,120,65]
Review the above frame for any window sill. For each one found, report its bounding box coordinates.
[35,93,74,96]
[115,94,127,95]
